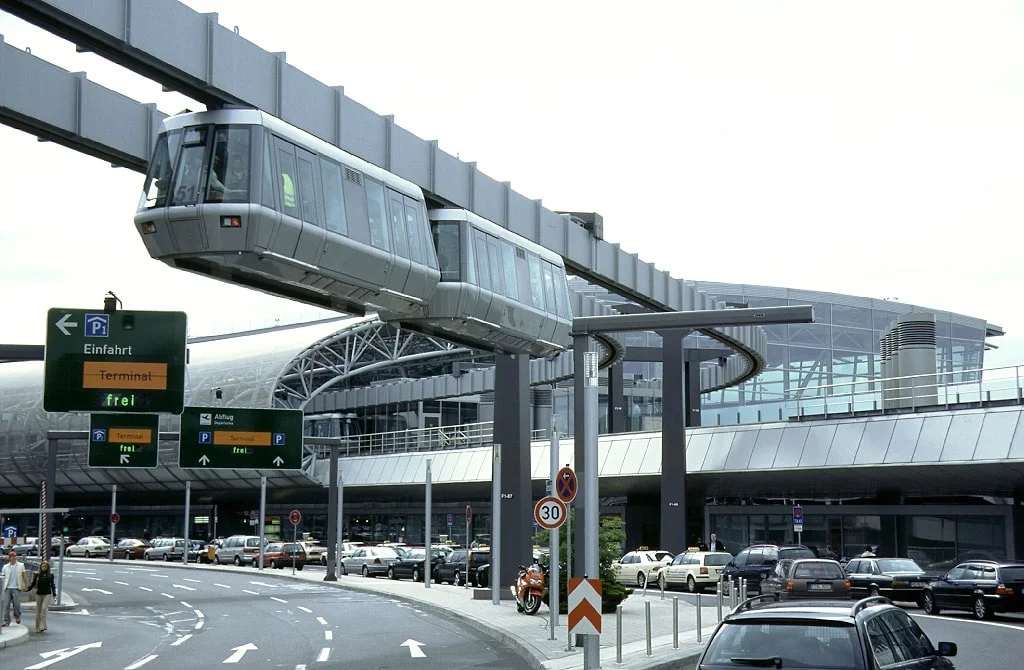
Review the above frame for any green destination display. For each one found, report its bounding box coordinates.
[43,308,187,413]
[179,406,303,470]
[88,413,160,468]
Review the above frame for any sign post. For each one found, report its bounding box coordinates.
[179,407,303,470]
[289,509,302,574]
[793,503,804,544]
[43,308,186,413]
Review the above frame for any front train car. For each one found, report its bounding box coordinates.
[134,109,440,317]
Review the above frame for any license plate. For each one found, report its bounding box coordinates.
[809,584,832,591]
[911,582,925,588]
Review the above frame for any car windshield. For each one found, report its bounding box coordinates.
[1000,566,1024,581]
[705,554,732,566]
[779,547,816,560]
[877,559,922,573]
[703,621,861,669]
[404,548,427,560]
[793,562,844,579]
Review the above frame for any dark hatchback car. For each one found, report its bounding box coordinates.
[846,557,930,604]
[387,547,444,582]
[722,544,817,594]
[922,560,1024,620]
[760,559,850,600]
[696,596,958,669]
[433,548,491,586]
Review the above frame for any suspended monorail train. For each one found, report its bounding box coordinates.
[134,109,572,357]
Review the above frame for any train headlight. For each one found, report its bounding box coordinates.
[141,222,157,234]
[220,215,242,228]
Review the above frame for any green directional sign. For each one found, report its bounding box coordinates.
[43,308,187,413]
[179,406,303,470]
[89,413,160,468]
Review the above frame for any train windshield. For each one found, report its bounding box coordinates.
[205,127,251,203]
[139,130,181,210]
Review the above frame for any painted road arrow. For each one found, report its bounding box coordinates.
[120,453,131,464]
[223,642,258,663]
[27,641,102,669]
[199,455,210,465]
[55,313,78,336]
[401,639,426,658]
[80,588,113,595]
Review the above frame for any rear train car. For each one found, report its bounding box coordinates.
[134,108,440,317]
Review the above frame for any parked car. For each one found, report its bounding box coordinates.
[759,558,850,600]
[300,541,327,566]
[659,551,732,593]
[342,546,400,577]
[696,596,958,669]
[721,544,817,594]
[112,538,151,560]
[921,560,1024,620]
[215,535,265,566]
[257,542,306,569]
[387,547,445,582]
[11,538,40,556]
[433,548,491,586]
[145,538,184,561]
[167,539,211,563]
[65,536,111,558]
[612,549,674,588]
[845,557,930,603]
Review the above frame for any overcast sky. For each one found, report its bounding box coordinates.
[1,1,1022,366]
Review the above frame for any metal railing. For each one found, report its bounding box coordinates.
[307,421,548,458]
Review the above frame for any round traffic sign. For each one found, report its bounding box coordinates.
[534,496,567,530]
[289,509,302,526]
[109,512,120,524]
[555,466,578,504]
[446,512,454,526]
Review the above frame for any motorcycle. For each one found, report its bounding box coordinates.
[511,561,547,615]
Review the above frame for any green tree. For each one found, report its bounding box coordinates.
[534,511,630,614]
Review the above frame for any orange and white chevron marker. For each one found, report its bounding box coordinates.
[568,577,602,635]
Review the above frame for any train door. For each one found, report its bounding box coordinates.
[268,139,302,257]
[385,190,412,294]
[292,146,327,267]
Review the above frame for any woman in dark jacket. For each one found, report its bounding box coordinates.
[28,560,54,633]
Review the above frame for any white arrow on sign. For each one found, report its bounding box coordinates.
[80,588,112,595]
[120,454,131,464]
[272,456,284,467]
[27,641,102,669]
[199,455,210,465]
[55,313,78,336]
[400,639,426,658]
[223,642,258,664]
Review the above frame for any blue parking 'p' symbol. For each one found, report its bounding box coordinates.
[199,431,212,444]
[91,429,107,442]
[84,313,109,337]
[273,433,286,446]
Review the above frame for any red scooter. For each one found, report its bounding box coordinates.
[511,562,546,615]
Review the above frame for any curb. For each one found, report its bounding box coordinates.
[0,624,30,650]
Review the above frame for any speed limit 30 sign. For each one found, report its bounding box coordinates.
[534,495,567,530]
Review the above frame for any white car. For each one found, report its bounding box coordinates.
[658,551,732,592]
[342,546,400,577]
[66,536,111,558]
[612,549,674,588]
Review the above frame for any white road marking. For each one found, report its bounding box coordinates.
[179,601,192,609]
[316,648,330,662]
[271,596,288,604]
[26,641,102,669]
[194,609,205,619]
[297,606,312,613]
[316,616,328,625]
[184,578,201,583]
[222,643,258,663]
[115,581,130,586]
[914,613,1024,632]
[85,577,103,581]
[250,581,276,587]
[324,630,333,641]
[194,620,204,630]
[124,654,158,669]
[171,634,193,646]
[401,639,427,658]
[151,574,169,578]
[214,583,231,589]
[139,586,153,592]
[242,589,259,595]
[172,584,196,591]
[160,593,175,599]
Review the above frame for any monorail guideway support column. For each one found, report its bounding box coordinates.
[661,329,689,554]
[685,350,702,428]
[607,362,627,434]
[493,354,531,589]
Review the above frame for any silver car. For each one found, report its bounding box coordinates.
[65,536,111,558]
[342,546,400,577]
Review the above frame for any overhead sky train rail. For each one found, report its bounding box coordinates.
[0,0,768,389]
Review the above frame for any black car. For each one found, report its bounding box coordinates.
[696,596,958,669]
[846,557,930,604]
[721,544,817,594]
[386,547,444,582]
[921,560,1024,620]
[433,548,490,586]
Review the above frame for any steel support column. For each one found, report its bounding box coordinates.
[660,329,687,553]
[572,337,587,578]
[685,351,702,428]
[607,362,626,433]
[494,353,531,588]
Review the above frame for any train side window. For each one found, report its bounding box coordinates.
[542,263,557,314]
[141,132,173,209]
[558,268,574,318]
[499,240,519,300]
[319,158,347,235]
[419,203,438,269]
[548,263,565,318]
[342,168,370,244]
[473,228,491,291]
[402,199,424,263]
[527,253,545,310]
[296,154,320,225]
[261,139,276,209]
[277,146,299,218]
[364,178,390,250]
[387,192,409,258]
[486,235,504,295]
[433,222,460,282]
[206,127,250,203]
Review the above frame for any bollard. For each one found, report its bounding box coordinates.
[672,595,679,649]
[716,582,723,622]
[660,574,665,600]
[645,600,652,656]
[617,604,623,664]
[696,593,702,642]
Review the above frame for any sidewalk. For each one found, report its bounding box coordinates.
[0,591,77,650]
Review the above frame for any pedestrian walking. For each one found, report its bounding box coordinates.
[27,560,54,632]
[1,550,27,626]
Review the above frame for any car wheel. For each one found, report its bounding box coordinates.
[869,586,880,598]
[297,564,303,571]
[165,553,171,562]
[271,560,279,569]
[454,570,462,586]
[84,551,91,559]
[687,575,697,593]
[921,591,940,615]
[659,573,667,591]
[413,567,421,583]
[387,567,396,580]
[341,563,348,576]
[234,556,242,567]
[637,572,647,589]
[321,555,327,566]
[973,596,992,620]
[362,565,369,578]
[434,571,442,584]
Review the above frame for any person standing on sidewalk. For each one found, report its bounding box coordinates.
[27,560,54,632]
[1,550,27,626]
